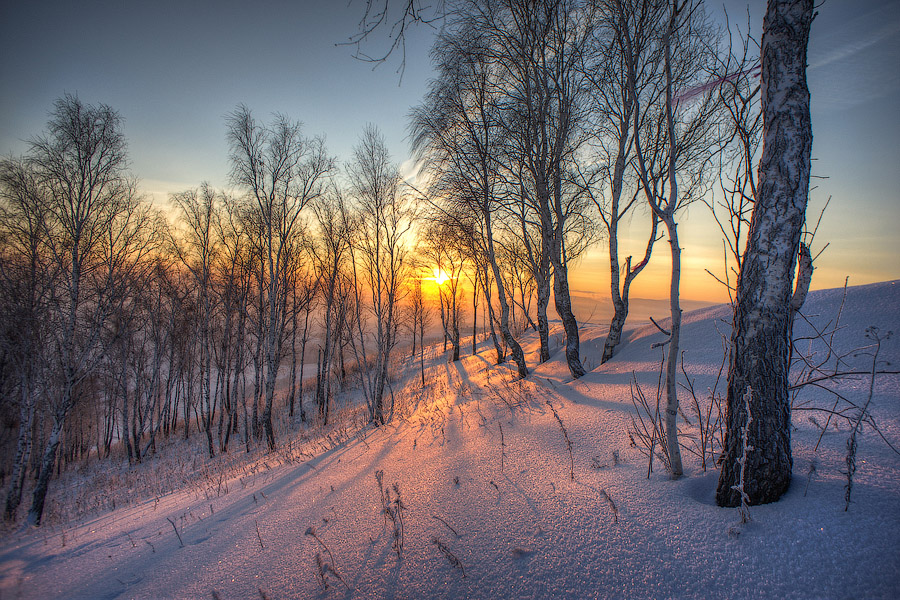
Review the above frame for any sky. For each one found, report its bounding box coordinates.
[1,0,898,304]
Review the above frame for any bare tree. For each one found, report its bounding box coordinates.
[625,0,721,478]
[212,195,253,451]
[106,241,163,465]
[506,177,552,362]
[24,94,153,525]
[347,125,413,424]
[169,184,220,458]
[458,217,505,363]
[422,219,466,362]
[717,0,815,507]
[494,0,595,379]
[310,191,353,425]
[287,267,318,423]
[410,23,529,378]
[227,105,334,450]
[578,0,666,365]
[0,157,53,521]
[500,235,538,335]
[701,12,763,304]
[345,0,444,76]
[408,273,433,385]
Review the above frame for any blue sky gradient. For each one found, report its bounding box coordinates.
[2,0,898,300]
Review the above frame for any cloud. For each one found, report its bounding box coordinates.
[807,3,900,110]
[810,8,900,71]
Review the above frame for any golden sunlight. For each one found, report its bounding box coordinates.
[431,267,451,286]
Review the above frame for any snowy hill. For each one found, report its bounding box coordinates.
[1,281,898,599]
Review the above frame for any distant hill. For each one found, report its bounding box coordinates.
[570,291,717,325]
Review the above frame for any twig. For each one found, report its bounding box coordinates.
[600,489,619,523]
[305,527,349,590]
[432,536,466,577]
[498,422,506,473]
[649,316,671,337]
[167,517,184,548]
[732,386,753,524]
[255,520,265,549]
[432,515,459,538]
[844,327,891,511]
[546,400,575,481]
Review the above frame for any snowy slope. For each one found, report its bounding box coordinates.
[1,281,898,599]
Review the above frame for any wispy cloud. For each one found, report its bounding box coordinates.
[810,4,900,70]
[808,3,900,110]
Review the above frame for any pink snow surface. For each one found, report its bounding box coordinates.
[1,281,898,599]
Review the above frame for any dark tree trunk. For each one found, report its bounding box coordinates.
[480,264,504,364]
[27,409,67,526]
[717,0,814,507]
[419,309,426,386]
[486,218,527,379]
[298,308,310,424]
[550,245,585,379]
[472,283,478,355]
[535,274,551,363]
[5,376,35,521]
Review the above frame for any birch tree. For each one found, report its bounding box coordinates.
[227,105,333,450]
[579,0,666,365]
[169,184,220,458]
[716,0,815,507]
[347,125,413,424]
[25,94,152,525]
[0,157,52,521]
[212,196,252,451]
[494,0,593,379]
[410,24,529,378]
[310,192,352,425]
[625,0,720,478]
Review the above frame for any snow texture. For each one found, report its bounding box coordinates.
[1,280,898,599]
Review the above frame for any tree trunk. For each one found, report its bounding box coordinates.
[122,367,134,464]
[288,288,298,418]
[602,296,627,365]
[486,216,527,378]
[298,307,310,424]
[472,283,478,355]
[535,269,551,364]
[550,241,586,379]
[251,337,262,441]
[419,309,426,386]
[5,376,35,521]
[439,288,447,352]
[717,0,814,507]
[263,334,278,450]
[789,242,813,332]
[480,266,505,364]
[27,406,68,526]
[662,215,684,478]
[448,288,461,362]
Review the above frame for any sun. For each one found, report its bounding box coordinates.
[430,267,451,286]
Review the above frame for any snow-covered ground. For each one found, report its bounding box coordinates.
[1,281,897,599]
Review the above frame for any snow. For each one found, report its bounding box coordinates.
[2,280,898,599]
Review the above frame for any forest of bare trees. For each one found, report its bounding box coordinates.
[0,0,817,526]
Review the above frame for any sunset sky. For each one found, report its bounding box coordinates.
[2,0,898,305]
